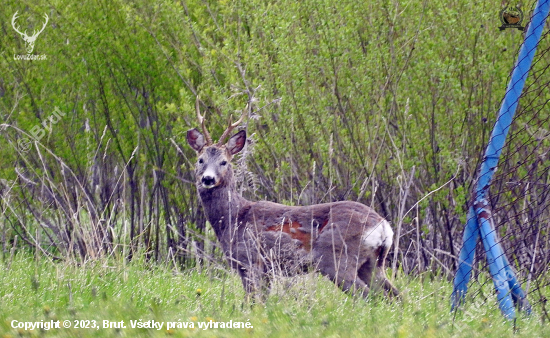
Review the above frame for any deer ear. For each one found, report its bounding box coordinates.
[187,128,206,152]
[226,130,246,155]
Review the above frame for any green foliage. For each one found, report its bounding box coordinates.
[0,0,548,278]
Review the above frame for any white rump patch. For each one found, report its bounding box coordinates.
[361,219,393,249]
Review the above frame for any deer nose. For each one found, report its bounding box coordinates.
[202,175,216,187]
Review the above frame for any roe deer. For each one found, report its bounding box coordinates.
[186,98,399,300]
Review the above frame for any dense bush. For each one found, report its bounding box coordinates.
[1,0,547,282]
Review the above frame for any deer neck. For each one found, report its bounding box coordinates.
[197,169,248,235]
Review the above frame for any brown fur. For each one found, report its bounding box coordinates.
[187,126,399,300]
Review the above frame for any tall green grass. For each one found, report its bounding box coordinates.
[0,254,547,337]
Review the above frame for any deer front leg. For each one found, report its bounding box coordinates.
[230,243,270,302]
[237,264,271,303]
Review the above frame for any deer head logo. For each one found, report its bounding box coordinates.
[11,11,49,54]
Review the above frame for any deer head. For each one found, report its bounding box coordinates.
[186,97,246,189]
[12,11,49,54]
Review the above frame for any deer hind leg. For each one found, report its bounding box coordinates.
[356,247,399,298]
[316,255,371,298]
[376,245,400,297]
[357,219,400,298]
[328,268,371,298]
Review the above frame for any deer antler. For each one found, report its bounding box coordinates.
[31,13,49,38]
[217,104,246,146]
[196,96,213,146]
[11,11,27,37]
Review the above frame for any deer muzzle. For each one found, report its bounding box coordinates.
[201,175,216,188]
[200,167,218,188]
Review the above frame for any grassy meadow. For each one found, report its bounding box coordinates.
[0,254,548,337]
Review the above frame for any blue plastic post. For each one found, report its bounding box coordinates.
[451,207,479,309]
[452,0,550,319]
[475,201,516,319]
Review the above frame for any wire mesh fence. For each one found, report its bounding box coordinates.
[452,0,550,322]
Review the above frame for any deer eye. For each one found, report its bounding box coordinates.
[198,158,204,164]
[220,161,227,166]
